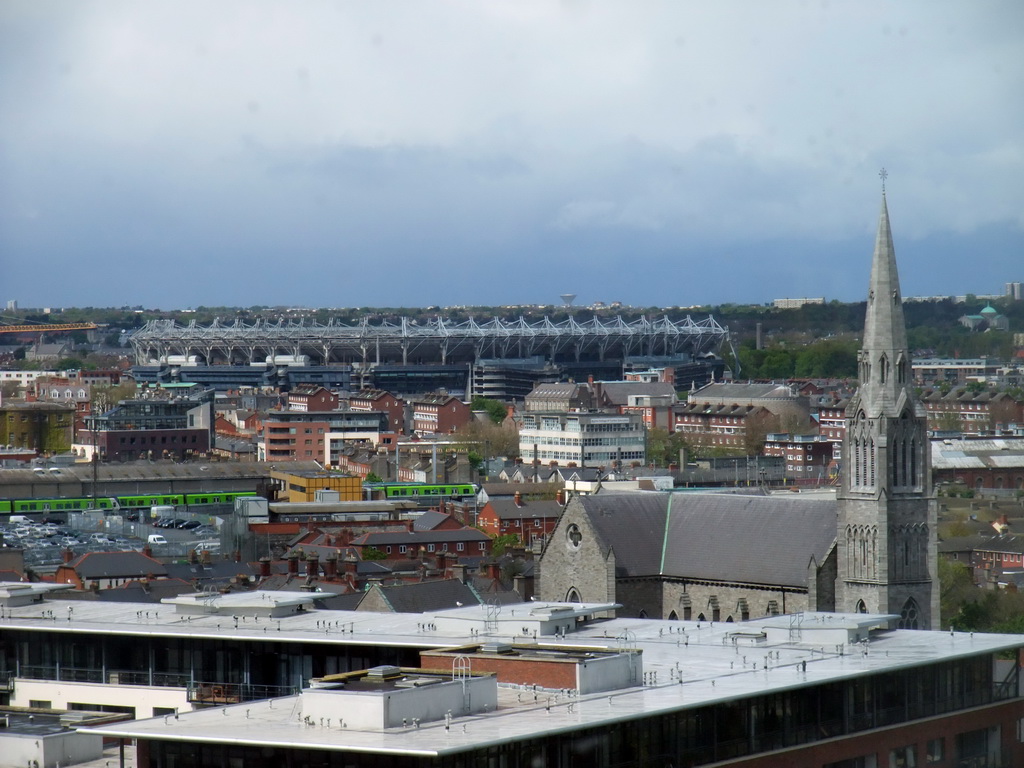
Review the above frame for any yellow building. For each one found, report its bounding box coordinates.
[270,469,362,503]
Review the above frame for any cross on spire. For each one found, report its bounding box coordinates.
[879,167,888,194]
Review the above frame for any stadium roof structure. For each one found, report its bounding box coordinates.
[129,314,729,367]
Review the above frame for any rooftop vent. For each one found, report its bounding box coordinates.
[365,665,402,680]
[480,642,515,655]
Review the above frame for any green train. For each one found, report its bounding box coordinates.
[363,482,479,501]
[0,491,254,515]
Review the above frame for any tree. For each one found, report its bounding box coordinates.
[470,397,508,425]
[647,427,689,467]
[451,419,519,459]
[365,472,383,483]
[362,546,387,561]
[491,533,520,557]
[91,381,138,414]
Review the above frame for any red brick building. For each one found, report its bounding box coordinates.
[286,385,339,412]
[476,492,563,546]
[410,393,472,436]
[762,433,835,481]
[347,389,406,433]
[920,387,1024,435]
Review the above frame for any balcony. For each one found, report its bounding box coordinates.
[14,667,296,704]
[187,681,298,704]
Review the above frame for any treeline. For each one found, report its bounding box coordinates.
[735,338,859,380]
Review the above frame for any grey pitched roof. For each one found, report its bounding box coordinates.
[596,381,677,405]
[488,497,562,521]
[573,492,837,587]
[414,510,452,531]
[165,561,259,582]
[355,529,489,546]
[67,551,168,579]
[368,578,480,613]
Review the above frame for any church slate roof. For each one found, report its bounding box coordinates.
[572,492,837,587]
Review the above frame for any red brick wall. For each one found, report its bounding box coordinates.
[419,652,577,690]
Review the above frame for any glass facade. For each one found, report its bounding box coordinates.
[140,654,1017,768]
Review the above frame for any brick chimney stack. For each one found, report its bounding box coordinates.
[306,551,320,581]
[323,552,338,580]
[259,557,271,578]
[514,491,522,508]
[287,550,299,576]
[62,547,74,564]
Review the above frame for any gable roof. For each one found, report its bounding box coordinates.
[486,497,563,521]
[570,492,837,588]
[365,578,480,613]
[595,381,677,406]
[414,510,457,531]
[66,551,168,579]
[353,529,490,546]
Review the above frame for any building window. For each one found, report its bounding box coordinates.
[888,745,914,767]
[457,542,465,551]
[926,738,944,763]
[398,545,406,554]
[566,523,583,550]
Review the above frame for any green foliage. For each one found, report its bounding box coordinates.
[491,533,520,557]
[55,357,87,371]
[364,472,382,483]
[646,427,689,467]
[939,557,1024,633]
[737,338,858,380]
[362,546,387,561]
[470,396,508,425]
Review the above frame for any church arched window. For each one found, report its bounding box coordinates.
[566,587,582,603]
[898,598,919,630]
[855,599,867,614]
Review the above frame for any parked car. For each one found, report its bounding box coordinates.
[179,520,202,530]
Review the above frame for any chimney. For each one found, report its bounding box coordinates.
[201,549,212,566]
[143,545,153,558]
[259,557,271,578]
[62,547,74,564]
[188,549,198,565]
[513,573,534,601]
[436,551,447,574]
[306,551,320,583]
[405,519,415,533]
[514,491,522,508]
[487,562,502,581]
[452,563,468,584]
[323,552,338,579]
[287,550,300,576]
[342,555,358,577]
[555,489,565,505]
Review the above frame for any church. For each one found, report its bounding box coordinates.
[538,187,939,630]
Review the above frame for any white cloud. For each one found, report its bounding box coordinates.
[1,0,1021,306]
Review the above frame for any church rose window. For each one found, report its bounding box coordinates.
[566,524,582,549]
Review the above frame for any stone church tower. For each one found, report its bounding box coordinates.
[836,187,939,629]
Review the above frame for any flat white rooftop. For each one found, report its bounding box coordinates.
[21,595,1013,757]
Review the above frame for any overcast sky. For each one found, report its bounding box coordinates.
[2,1,1021,311]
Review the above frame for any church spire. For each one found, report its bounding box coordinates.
[836,176,938,629]
[857,177,910,417]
